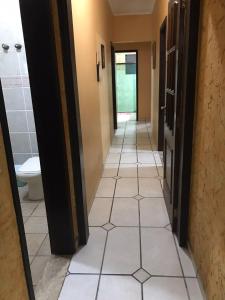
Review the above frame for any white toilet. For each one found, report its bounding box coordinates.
[16,156,44,200]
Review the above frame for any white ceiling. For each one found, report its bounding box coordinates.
[108,0,156,16]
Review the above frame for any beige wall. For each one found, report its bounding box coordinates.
[113,15,153,43]
[114,42,151,121]
[188,1,225,299]
[71,0,113,210]
[0,128,29,300]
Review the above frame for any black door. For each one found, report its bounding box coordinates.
[163,0,183,226]
[158,18,167,151]
[111,44,117,129]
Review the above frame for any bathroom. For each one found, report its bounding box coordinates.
[0,0,52,294]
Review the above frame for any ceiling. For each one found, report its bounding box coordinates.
[108,0,156,16]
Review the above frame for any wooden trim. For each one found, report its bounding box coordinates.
[177,0,201,246]
[19,0,76,254]
[56,0,89,245]
[0,83,35,299]
[111,44,117,130]
[158,17,167,151]
[114,50,139,121]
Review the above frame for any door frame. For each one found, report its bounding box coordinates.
[158,17,167,151]
[111,43,117,130]
[166,0,201,246]
[176,0,201,246]
[114,50,139,121]
[0,84,35,300]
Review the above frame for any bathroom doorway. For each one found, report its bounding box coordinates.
[115,51,138,124]
[0,0,81,298]
[0,0,50,294]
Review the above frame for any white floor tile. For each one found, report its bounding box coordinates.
[138,164,158,177]
[111,198,139,226]
[102,227,140,274]
[69,228,106,273]
[122,145,137,153]
[123,138,136,145]
[105,153,120,164]
[59,275,99,300]
[186,278,204,300]
[115,178,138,197]
[118,164,137,177]
[174,237,196,277]
[96,178,116,197]
[102,164,118,177]
[21,202,39,217]
[143,277,188,300]
[26,233,46,256]
[140,198,170,227]
[89,198,113,226]
[121,153,137,163]
[154,151,163,166]
[138,152,155,164]
[32,202,46,217]
[141,228,182,276]
[25,216,48,234]
[137,144,152,152]
[137,137,150,145]
[30,256,50,285]
[98,276,141,300]
[139,178,163,198]
[112,137,123,145]
[109,145,122,153]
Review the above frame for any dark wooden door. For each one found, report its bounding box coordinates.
[111,44,117,130]
[158,17,167,151]
[163,0,181,225]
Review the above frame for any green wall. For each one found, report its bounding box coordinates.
[116,64,137,113]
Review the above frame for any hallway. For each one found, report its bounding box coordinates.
[59,120,203,300]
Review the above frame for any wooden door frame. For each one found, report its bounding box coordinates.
[114,50,139,121]
[56,0,89,246]
[0,84,35,299]
[111,44,117,130]
[167,0,201,246]
[19,0,79,255]
[158,17,167,151]
[176,0,201,246]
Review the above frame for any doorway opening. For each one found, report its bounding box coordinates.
[115,51,138,125]
[0,0,49,292]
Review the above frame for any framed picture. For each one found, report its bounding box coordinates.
[101,44,105,69]
[152,41,156,69]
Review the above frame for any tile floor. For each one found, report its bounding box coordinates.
[19,185,70,300]
[59,120,204,300]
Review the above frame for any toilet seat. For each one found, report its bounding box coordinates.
[17,156,41,175]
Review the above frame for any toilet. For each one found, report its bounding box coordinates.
[16,156,44,200]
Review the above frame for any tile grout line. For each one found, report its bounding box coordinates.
[95,121,127,300]
[172,234,191,300]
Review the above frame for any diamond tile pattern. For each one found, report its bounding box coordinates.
[60,119,203,300]
[133,268,151,283]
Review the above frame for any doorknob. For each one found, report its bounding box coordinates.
[161,105,167,111]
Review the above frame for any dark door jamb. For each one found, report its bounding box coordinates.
[19,0,77,254]
[177,0,201,246]
[158,17,167,151]
[56,0,89,245]
[111,43,117,130]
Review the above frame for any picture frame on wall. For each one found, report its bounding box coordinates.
[152,41,156,69]
[101,44,105,69]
